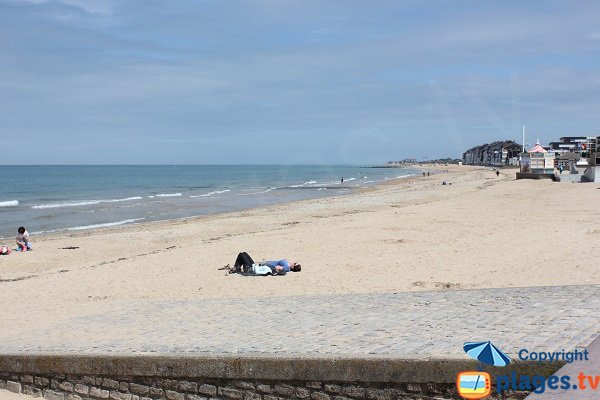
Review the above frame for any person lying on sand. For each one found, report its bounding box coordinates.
[227,252,301,274]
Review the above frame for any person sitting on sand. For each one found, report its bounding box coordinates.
[228,252,301,274]
[16,226,32,252]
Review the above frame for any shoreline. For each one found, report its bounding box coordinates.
[0,165,432,241]
[18,167,440,242]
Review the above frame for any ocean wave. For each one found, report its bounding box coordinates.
[66,218,145,231]
[31,218,145,235]
[0,200,19,207]
[190,189,231,198]
[31,196,145,209]
[290,180,319,188]
[237,187,276,196]
[154,193,182,198]
[104,196,143,203]
[32,200,101,209]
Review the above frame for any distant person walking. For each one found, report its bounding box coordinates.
[341,177,344,184]
[496,170,500,177]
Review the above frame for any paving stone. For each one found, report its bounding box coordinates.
[165,390,185,400]
[110,392,132,400]
[176,381,197,393]
[59,382,74,392]
[197,385,217,397]
[90,387,110,399]
[218,387,243,400]
[187,395,207,400]
[23,385,42,397]
[129,384,150,396]
[35,377,51,387]
[274,384,295,397]
[311,392,330,400]
[44,389,65,400]
[75,384,89,395]
[148,388,164,399]
[7,381,21,394]
[103,380,120,390]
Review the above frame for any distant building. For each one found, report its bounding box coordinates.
[548,136,600,169]
[462,140,522,166]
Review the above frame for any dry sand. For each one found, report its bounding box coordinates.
[0,166,599,335]
[0,390,33,400]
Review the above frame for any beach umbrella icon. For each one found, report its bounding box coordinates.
[463,341,511,367]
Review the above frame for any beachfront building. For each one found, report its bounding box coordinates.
[548,136,597,169]
[462,140,522,166]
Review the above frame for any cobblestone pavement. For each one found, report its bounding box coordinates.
[1,285,598,358]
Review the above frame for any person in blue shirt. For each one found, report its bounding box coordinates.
[228,252,301,274]
[262,259,301,273]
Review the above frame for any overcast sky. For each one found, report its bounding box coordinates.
[1,0,599,164]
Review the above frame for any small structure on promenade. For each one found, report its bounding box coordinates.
[516,141,555,179]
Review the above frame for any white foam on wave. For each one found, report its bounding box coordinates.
[104,196,143,203]
[0,200,19,207]
[33,200,101,209]
[32,196,144,209]
[66,218,145,231]
[290,180,318,188]
[154,193,182,198]
[190,189,231,198]
[345,177,357,182]
[30,218,145,235]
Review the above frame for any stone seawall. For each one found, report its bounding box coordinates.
[0,354,563,400]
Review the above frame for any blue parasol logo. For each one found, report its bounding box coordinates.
[463,341,511,367]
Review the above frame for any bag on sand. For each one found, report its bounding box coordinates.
[242,264,287,276]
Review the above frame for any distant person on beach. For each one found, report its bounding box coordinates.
[16,226,32,252]
[341,177,344,184]
[496,170,500,177]
[229,252,301,274]
[427,172,430,176]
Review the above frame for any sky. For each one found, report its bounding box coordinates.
[1,0,600,164]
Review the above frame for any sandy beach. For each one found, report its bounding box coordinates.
[0,165,599,337]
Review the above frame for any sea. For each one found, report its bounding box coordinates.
[0,165,418,239]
